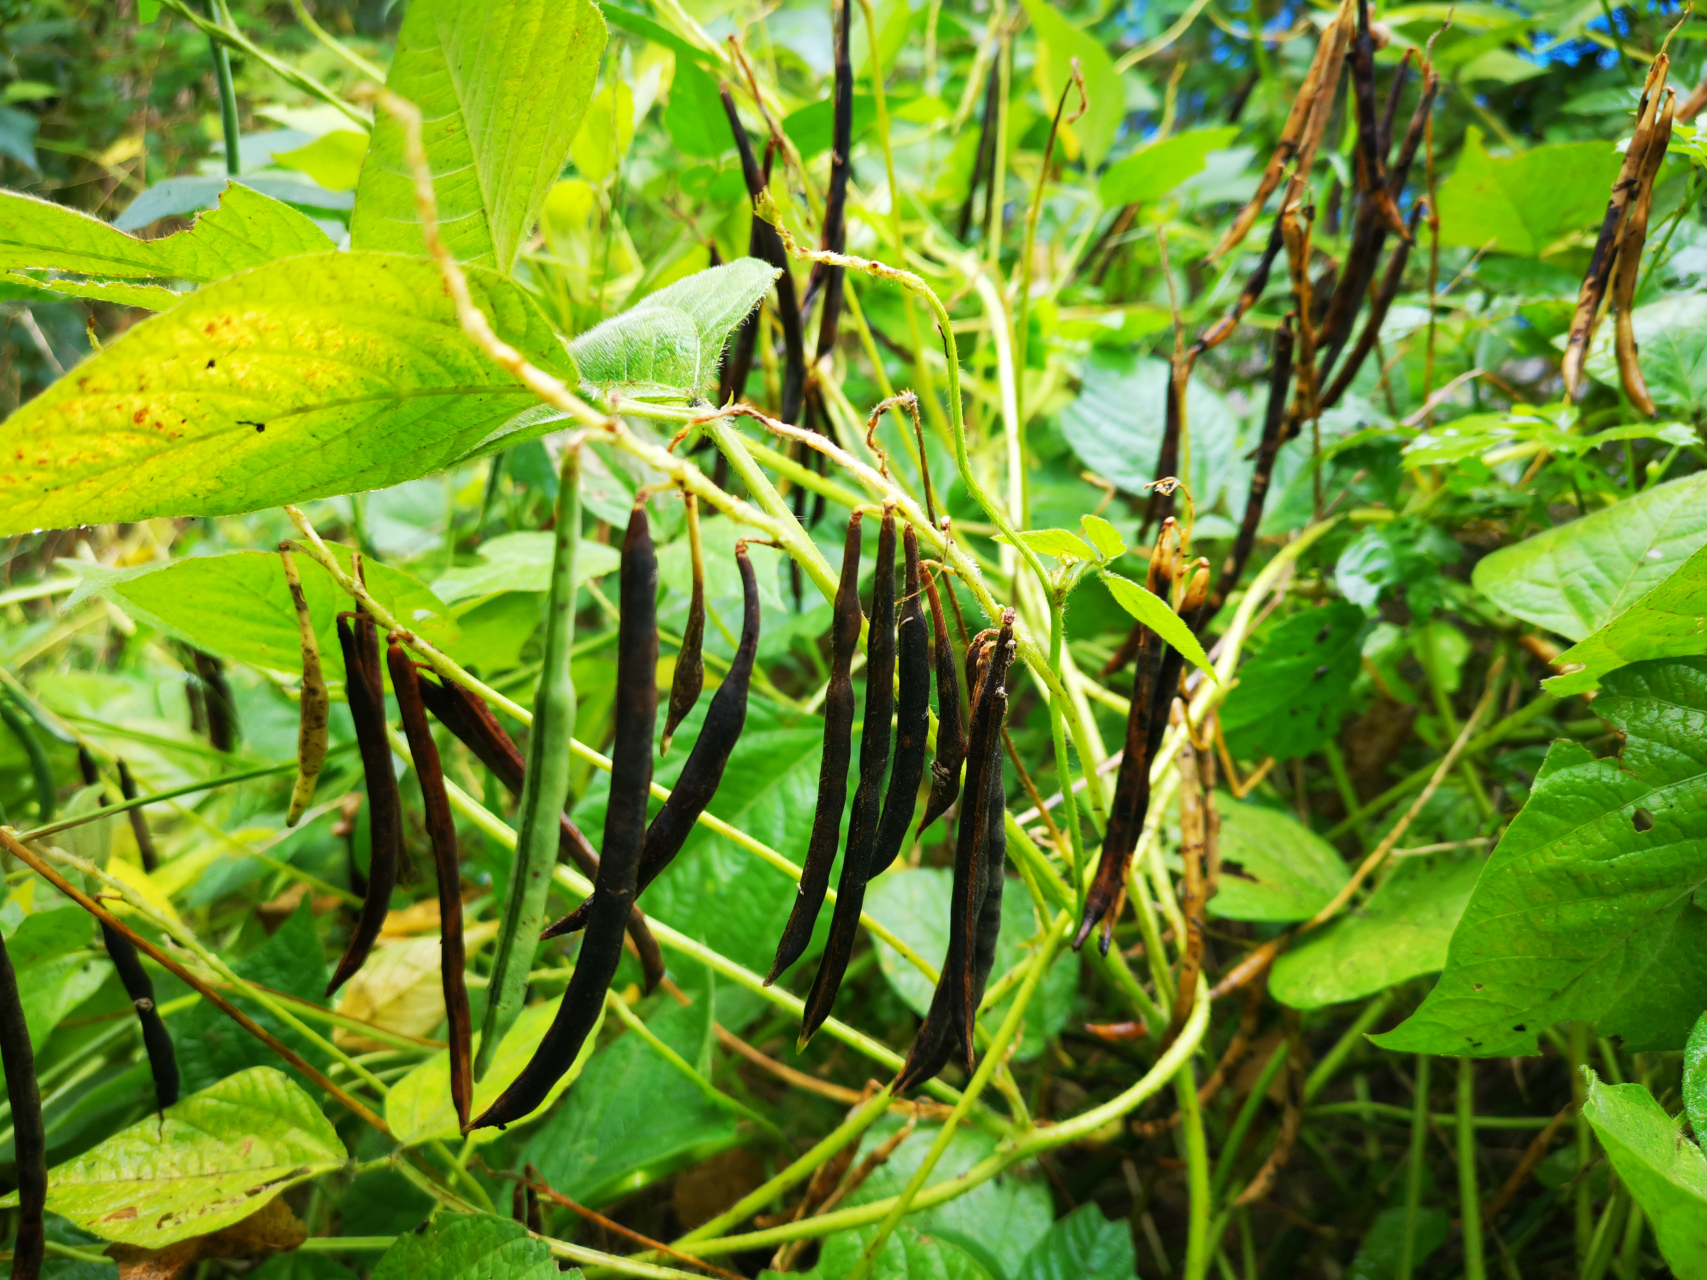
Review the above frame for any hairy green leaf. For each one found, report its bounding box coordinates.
[1583,1075,1707,1278]
[0,252,575,535]
[997,527,1095,560]
[1375,658,1707,1057]
[352,0,607,272]
[5,1066,345,1248]
[1436,127,1622,257]
[1098,572,1216,682]
[1547,537,1707,697]
[388,999,603,1145]
[1271,856,1482,1009]
[371,1213,558,1280]
[1474,473,1707,643]
[1220,602,1369,761]
[570,258,780,402]
[433,531,621,604]
[1078,514,1126,562]
[1210,800,1350,923]
[1687,1012,1707,1142]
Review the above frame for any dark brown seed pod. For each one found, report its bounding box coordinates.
[326,614,402,998]
[1319,201,1424,412]
[868,525,930,878]
[1614,89,1675,419]
[102,921,178,1111]
[916,565,965,837]
[415,674,666,992]
[471,504,658,1131]
[388,639,474,1133]
[0,932,44,1280]
[798,509,897,1045]
[1376,48,1413,162]
[1213,318,1296,614]
[1190,218,1285,363]
[547,538,761,931]
[662,494,706,755]
[1142,369,1185,533]
[896,611,1014,1091]
[1347,0,1409,241]
[116,760,158,873]
[191,650,237,753]
[722,84,806,424]
[808,0,853,361]
[767,514,864,984]
[957,60,1002,242]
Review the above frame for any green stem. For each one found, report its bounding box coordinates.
[1210,1041,1287,1203]
[206,0,241,178]
[1572,1022,1594,1268]
[1397,1056,1431,1280]
[1178,1059,1213,1280]
[1457,1056,1486,1280]
[477,444,579,1076]
[159,0,367,128]
[15,756,305,843]
[1302,993,1392,1103]
[1582,1183,1629,1280]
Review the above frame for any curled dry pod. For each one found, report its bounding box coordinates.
[281,545,329,827]
[326,614,402,998]
[896,611,1015,1092]
[1214,319,1296,613]
[102,921,178,1110]
[868,525,931,877]
[388,639,475,1133]
[768,513,864,984]
[546,538,761,931]
[916,565,965,837]
[798,509,898,1046]
[1614,88,1675,418]
[662,493,706,755]
[471,504,657,1131]
[415,674,666,993]
[0,931,44,1280]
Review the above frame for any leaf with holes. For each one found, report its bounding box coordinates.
[1220,602,1370,762]
[0,252,576,536]
[1375,658,1707,1057]
[1210,800,1350,923]
[569,258,780,402]
[1,1066,345,1248]
[352,0,606,272]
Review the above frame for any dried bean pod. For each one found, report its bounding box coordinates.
[868,526,930,877]
[389,639,474,1132]
[1213,318,1296,613]
[1348,0,1409,240]
[0,932,44,1280]
[916,565,965,837]
[798,510,897,1044]
[102,922,178,1111]
[415,675,666,992]
[281,546,329,826]
[768,514,864,983]
[326,615,402,997]
[808,0,854,360]
[192,650,237,752]
[662,494,706,755]
[1319,201,1424,411]
[1614,89,1675,418]
[471,504,657,1131]
[116,760,157,873]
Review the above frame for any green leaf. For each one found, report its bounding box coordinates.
[1435,127,1623,257]
[387,998,604,1145]
[1078,514,1126,562]
[656,513,787,611]
[996,527,1095,560]
[1209,800,1350,923]
[570,81,635,185]
[1547,535,1707,697]
[1347,1206,1451,1280]
[1580,294,1707,416]
[663,57,731,160]
[1018,1204,1137,1280]
[79,548,457,676]
[0,251,576,536]
[3,276,187,310]
[1583,1075,1707,1278]
[6,1066,345,1248]
[434,532,622,603]
[1270,856,1483,1009]
[352,0,607,272]
[1686,1012,1707,1142]
[783,93,878,159]
[1473,473,1707,643]
[865,866,1076,1061]
[1098,572,1216,683]
[0,183,332,283]
[1375,658,1707,1058]
[1220,602,1370,761]
[271,131,368,193]
[370,1213,559,1280]
[1098,127,1241,206]
[570,258,780,402]
[791,1223,993,1280]
[4,906,108,1052]
[522,991,740,1206]
[1019,0,1123,169]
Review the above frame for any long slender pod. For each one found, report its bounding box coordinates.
[326,615,402,996]
[1613,89,1675,418]
[281,545,329,826]
[808,0,854,360]
[1319,202,1424,410]
[662,493,706,755]
[1212,317,1296,613]
[476,444,581,1075]
[0,932,43,1280]
[798,509,897,1044]
[192,650,237,752]
[916,564,965,836]
[546,538,761,928]
[103,922,179,1110]
[472,503,657,1131]
[868,525,931,877]
[1348,0,1409,239]
[415,675,666,991]
[115,760,158,873]
[768,514,864,983]
[389,639,474,1132]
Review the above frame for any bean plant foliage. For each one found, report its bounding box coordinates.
[6,0,1707,1277]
